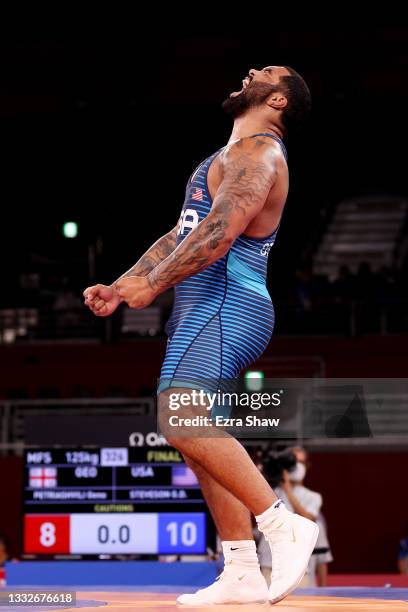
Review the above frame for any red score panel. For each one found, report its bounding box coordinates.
[24,515,70,554]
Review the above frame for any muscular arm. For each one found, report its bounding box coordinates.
[147,137,278,294]
[114,225,178,282]
[84,226,178,316]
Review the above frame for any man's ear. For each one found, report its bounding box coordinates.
[266,93,288,110]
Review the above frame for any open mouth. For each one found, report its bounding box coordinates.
[230,74,253,97]
[242,75,252,89]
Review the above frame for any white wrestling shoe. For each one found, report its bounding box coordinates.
[176,566,268,606]
[259,507,319,605]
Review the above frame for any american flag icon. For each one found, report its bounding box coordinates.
[29,467,57,488]
[192,187,203,201]
[172,465,199,486]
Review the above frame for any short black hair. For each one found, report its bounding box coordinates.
[279,67,311,132]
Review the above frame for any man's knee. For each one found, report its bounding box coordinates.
[182,454,195,469]
[165,436,199,459]
[183,453,200,473]
[165,435,184,450]
[183,454,207,480]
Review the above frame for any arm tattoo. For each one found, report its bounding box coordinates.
[148,139,277,293]
[115,227,177,282]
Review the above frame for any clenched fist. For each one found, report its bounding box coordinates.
[83,284,121,317]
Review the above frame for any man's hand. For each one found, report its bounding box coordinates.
[115,276,157,309]
[83,284,121,317]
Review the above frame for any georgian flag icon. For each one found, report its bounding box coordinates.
[29,467,57,488]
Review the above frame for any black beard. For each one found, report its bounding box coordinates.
[222,81,279,118]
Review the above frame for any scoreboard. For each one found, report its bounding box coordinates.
[23,447,212,557]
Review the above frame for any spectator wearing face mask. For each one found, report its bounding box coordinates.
[277,446,322,522]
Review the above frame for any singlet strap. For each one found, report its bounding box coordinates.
[251,132,288,160]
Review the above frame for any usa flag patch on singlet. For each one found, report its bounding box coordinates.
[192,187,203,201]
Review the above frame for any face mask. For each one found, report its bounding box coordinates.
[290,462,306,483]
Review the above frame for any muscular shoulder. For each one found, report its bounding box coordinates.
[217,135,280,189]
[223,135,281,165]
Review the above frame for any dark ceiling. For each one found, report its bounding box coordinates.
[1,27,407,286]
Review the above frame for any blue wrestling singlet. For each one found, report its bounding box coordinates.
[158,134,288,393]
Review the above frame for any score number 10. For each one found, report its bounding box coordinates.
[159,513,205,554]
